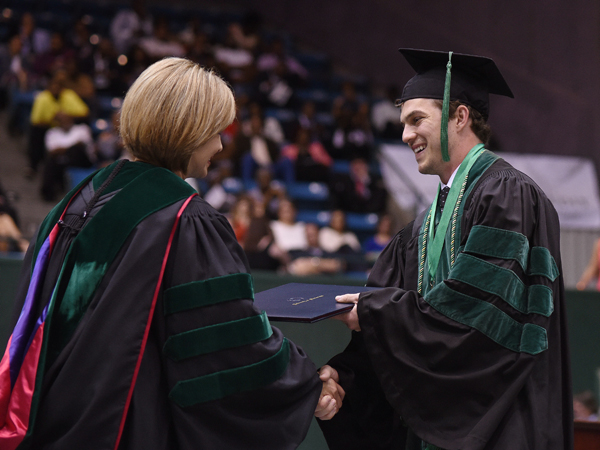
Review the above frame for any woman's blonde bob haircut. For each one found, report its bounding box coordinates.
[120,57,235,173]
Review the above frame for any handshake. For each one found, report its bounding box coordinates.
[314,365,345,421]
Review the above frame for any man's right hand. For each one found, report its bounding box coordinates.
[314,365,345,420]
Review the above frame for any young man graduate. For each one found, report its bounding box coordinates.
[317,49,573,450]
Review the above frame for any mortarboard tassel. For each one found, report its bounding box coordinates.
[440,51,453,162]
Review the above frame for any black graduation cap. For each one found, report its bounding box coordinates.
[398,48,514,121]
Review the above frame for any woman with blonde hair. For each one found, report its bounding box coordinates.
[1,58,339,450]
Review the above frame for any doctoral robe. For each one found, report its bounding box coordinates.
[1,160,320,450]
[319,150,573,450]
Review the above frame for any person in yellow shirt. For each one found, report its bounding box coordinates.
[26,70,89,177]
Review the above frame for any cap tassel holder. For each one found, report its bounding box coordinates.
[440,51,453,162]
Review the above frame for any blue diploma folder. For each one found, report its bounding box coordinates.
[254,283,380,323]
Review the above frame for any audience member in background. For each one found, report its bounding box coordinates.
[41,111,94,201]
[281,127,333,182]
[14,12,51,74]
[228,194,254,247]
[576,237,600,291]
[185,31,216,69]
[67,18,95,75]
[109,0,153,54]
[318,210,361,255]
[574,391,599,421]
[27,71,89,177]
[331,80,360,122]
[202,164,237,213]
[244,200,288,272]
[371,85,403,139]
[363,213,393,264]
[0,35,29,94]
[295,100,329,143]
[63,57,96,111]
[329,106,374,161]
[227,11,262,53]
[330,156,387,213]
[0,180,21,229]
[238,113,293,185]
[270,198,307,253]
[288,222,345,276]
[138,17,186,62]
[247,167,286,219]
[0,212,29,253]
[213,25,255,85]
[32,31,74,79]
[257,36,308,82]
[91,37,125,96]
[0,178,27,252]
[240,102,285,144]
[95,110,125,166]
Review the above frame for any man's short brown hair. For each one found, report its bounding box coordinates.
[433,99,492,145]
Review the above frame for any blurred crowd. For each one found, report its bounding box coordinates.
[0,0,406,277]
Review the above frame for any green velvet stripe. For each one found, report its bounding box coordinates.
[425,282,548,355]
[463,225,529,271]
[450,253,553,317]
[47,167,196,360]
[169,338,290,407]
[164,273,254,315]
[164,311,273,361]
[528,246,559,281]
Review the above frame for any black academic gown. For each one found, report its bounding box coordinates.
[9,161,320,450]
[319,154,573,450]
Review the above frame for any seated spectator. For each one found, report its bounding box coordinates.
[371,85,403,139]
[247,167,287,220]
[238,113,293,185]
[331,80,360,122]
[244,208,287,272]
[138,17,186,62]
[574,391,599,421]
[213,25,255,84]
[294,100,329,143]
[318,209,361,254]
[227,12,262,53]
[256,36,308,81]
[0,212,29,253]
[109,0,153,55]
[0,177,27,252]
[0,180,21,229]
[241,102,285,144]
[330,156,387,213]
[68,18,95,75]
[257,59,298,108]
[95,110,125,166]
[329,107,374,160]
[281,127,332,182]
[288,222,345,276]
[91,37,125,96]
[41,112,94,201]
[270,198,307,252]
[16,12,51,79]
[63,57,96,110]
[31,31,75,79]
[228,195,254,247]
[27,71,89,176]
[363,213,393,263]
